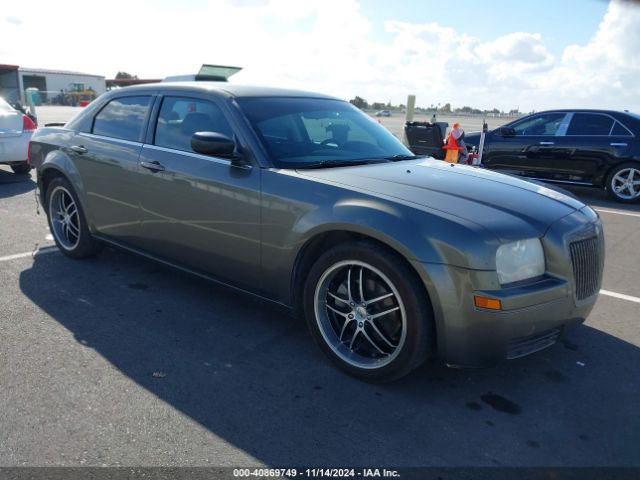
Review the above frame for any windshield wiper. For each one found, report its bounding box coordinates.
[382,154,426,161]
[298,159,390,169]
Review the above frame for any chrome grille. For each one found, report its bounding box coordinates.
[570,236,601,300]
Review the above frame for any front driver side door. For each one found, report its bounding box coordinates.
[136,95,261,292]
[484,112,569,179]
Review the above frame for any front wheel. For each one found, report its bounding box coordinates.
[606,163,640,203]
[45,176,102,258]
[304,241,433,382]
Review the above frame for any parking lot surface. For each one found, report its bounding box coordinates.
[0,107,638,468]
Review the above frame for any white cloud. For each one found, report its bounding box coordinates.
[5,16,22,25]
[0,0,638,112]
[539,0,640,109]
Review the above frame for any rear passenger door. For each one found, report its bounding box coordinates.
[555,113,633,184]
[72,95,152,242]
[136,95,261,291]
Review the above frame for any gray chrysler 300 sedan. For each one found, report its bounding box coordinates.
[29,83,604,381]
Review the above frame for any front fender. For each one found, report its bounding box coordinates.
[260,169,498,305]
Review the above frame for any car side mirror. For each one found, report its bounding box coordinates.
[499,127,516,137]
[191,131,236,157]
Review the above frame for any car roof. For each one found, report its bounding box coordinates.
[528,108,638,117]
[110,81,339,100]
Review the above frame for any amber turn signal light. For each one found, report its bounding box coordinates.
[474,296,502,310]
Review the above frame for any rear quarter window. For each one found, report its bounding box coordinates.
[611,121,633,136]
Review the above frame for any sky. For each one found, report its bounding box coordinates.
[1,0,639,112]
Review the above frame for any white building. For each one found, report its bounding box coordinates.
[0,65,106,105]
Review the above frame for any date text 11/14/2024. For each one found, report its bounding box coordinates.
[233,468,401,478]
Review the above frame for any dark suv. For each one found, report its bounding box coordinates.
[464,109,640,203]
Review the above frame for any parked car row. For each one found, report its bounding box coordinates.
[0,97,36,174]
[29,82,604,381]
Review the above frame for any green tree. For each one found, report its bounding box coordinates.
[115,71,138,80]
[349,96,368,109]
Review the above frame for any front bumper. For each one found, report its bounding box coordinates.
[412,209,604,367]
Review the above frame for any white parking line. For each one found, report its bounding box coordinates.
[600,289,640,305]
[0,246,58,263]
[594,208,640,218]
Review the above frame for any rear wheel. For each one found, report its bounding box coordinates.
[304,241,433,382]
[11,162,31,174]
[45,177,102,258]
[606,163,640,203]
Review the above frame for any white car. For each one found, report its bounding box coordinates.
[0,97,36,174]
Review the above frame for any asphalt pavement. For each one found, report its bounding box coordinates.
[0,109,638,469]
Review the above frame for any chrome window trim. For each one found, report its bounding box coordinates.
[78,132,143,147]
[610,120,634,137]
[141,143,237,167]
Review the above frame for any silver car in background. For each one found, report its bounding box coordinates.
[29,83,605,382]
[0,97,36,174]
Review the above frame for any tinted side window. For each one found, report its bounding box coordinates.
[92,96,151,141]
[155,97,233,153]
[511,113,565,136]
[612,121,633,136]
[566,113,614,136]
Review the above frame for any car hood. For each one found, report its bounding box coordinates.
[296,158,586,241]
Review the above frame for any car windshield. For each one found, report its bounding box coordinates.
[236,97,413,168]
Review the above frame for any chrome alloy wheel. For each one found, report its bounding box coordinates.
[49,186,81,250]
[611,167,640,200]
[313,260,407,369]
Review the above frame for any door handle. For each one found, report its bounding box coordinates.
[538,141,554,145]
[140,160,166,172]
[70,145,88,154]
[610,142,628,147]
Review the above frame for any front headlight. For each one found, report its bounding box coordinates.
[496,238,545,285]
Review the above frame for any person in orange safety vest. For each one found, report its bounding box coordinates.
[449,123,468,164]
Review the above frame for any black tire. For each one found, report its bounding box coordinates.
[303,240,433,382]
[606,162,640,203]
[45,176,102,259]
[11,162,31,174]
